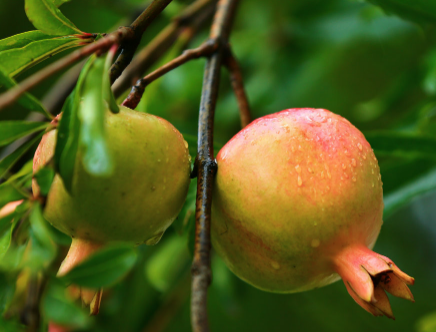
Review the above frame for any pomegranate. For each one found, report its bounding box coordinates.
[33,105,191,314]
[211,108,414,318]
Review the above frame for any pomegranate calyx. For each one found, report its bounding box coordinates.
[334,245,414,319]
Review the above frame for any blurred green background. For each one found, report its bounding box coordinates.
[1,0,436,331]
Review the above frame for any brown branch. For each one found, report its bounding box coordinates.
[113,0,217,98]
[122,39,219,109]
[109,0,174,84]
[191,1,240,332]
[223,47,251,128]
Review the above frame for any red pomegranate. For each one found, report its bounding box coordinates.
[211,108,414,318]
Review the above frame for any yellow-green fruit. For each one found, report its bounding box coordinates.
[33,106,191,245]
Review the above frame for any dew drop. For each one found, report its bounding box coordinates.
[371,169,374,174]
[344,150,348,155]
[352,177,356,182]
[308,167,313,173]
[351,159,356,167]
[372,182,375,187]
[327,172,331,179]
[295,165,301,173]
[184,140,189,149]
[357,143,363,151]
[326,185,330,191]
[298,176,303,187]
[271,261,281,270]
[362,154,367,160]
[157,159,161,162]
[298,145,302,151]
[311,239,320,248]
[321,171,325,179]
[342,163,346,170]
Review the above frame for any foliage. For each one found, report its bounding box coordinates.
[0,0,436,331]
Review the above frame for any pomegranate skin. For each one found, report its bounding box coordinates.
[212,108,383,292]
[33,106,191,245]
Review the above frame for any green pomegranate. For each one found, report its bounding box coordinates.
[211,108,414,319]
[33,105,191,313]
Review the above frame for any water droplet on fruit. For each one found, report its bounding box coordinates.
[311,239,320,248]
[351,159,356,167]
[371,169,374,174]
[344,150,348,155]
[297,176,303,186]
[352,177,356,182]
[295,165,301,173]
[298,145,302,151]
[326,185,330,191]
[146,232,164,246]
[327,172,331,179]
[357,143,363,151]
[157,159,161,162]
[362,154,366,160]
[342,163,346,170]
[321,171,324,179]
[271,261,280,270]
[372,182,375,187]
[184,141,188,149]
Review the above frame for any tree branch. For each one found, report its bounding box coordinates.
[191,1,240,332]
[122,39,219,109]
[223,47,251,128]
[109,0,174,84]
[112,0,217,98]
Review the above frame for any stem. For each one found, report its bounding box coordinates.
[122,39,219,109]
[191,1,240,331]
[110,0,174,84]
[223,48,251,128]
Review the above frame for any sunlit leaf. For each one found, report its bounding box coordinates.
[384,167,436,218]
[0,30,53,53]
[0,132,44,180]
[0,36,82,77]
[61,244,137,288]
[77,54,114,176]
[365,131,436,160]
[25,0,83,35]
[0,69,51,118]
[0,121,49,147]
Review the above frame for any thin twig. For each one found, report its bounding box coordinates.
[223,47,251,127]
[109,0,173,84]
[113,0,217,97]
[191,1,240,332]
[122,39,219,109]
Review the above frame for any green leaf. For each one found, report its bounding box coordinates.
[0,69,51,118]
[0,182,28,209]
[61,244,137,288]
[34,167,55,196]
[0,121,49,147]
[43,282,91,328]
[27,203,56,270]
[56,90,80,192]
[0,272,16,314]
[77,54,114,176]
[384,167,436,219]
[366,0,436,24]
[0,30,53,53]
[103,48,119,114]
[0,132,44,180]
[25,0,83,35]
[145,235,190,292]
[0,36,82,77]
[52,0,72,6]
[365,131,436,160]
